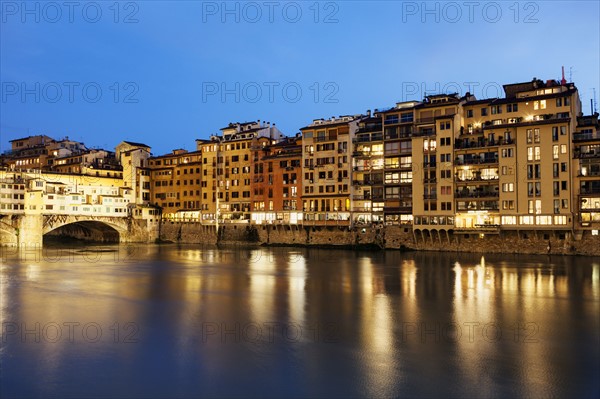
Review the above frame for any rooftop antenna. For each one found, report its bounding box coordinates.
[593,88,598,114]
[569,67,573,83]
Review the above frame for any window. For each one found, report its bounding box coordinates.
[385,187,400,199]
[528,199,541,214]
[553,145,559,159]
[527,164,541,179]
[481,108,488,116]
[502,183,514,192]
[502,200,515,210]
[502,148,514,158]
[552,127,559,141]
[553,163,559,178]
[466,109,473,118]
[502,216,517,225]
[534,129,540,143]
[534,100,546,110]
[507,103,518,112]
[491,105,502,114]
[561,144,567,154]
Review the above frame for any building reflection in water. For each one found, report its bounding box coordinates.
[1,246,598,397]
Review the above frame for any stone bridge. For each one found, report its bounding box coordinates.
[1,214,157,247]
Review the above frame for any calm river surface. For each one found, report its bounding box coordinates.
[1,244,599,398]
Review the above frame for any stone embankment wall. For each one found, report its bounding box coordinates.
[159,221,600,256]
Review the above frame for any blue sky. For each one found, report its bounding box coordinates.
[1,1,599,155]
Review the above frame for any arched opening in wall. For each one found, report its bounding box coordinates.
[44,221,120,244]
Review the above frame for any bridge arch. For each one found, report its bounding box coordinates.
[43,215,129,244]
[0,220,18,246]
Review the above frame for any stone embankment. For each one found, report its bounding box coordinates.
[158,221,600,256]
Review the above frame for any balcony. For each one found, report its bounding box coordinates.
[578,169,600,177]
[573,132,600,142]
[454,138,509,150]
[315,136,335,142]
[412,130,436,137]
[456,201,499,211]
[384,131,413,140]
[574,150,600,159]
[455,176,499,184]
[580,188,600,195]
[356,124,383,134]
[459,129,484,138]
[384,205,413,213]
[354,133,383,142]
[454,156,498,165]
[454,224,501,234]
[455,190,499,199]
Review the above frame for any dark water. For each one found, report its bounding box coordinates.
[1,245,599,398]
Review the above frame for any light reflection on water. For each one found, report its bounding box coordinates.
[1,245,599,398]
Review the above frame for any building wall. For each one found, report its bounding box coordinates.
[301,117,356,225]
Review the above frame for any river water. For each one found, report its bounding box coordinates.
[1,244,599,398]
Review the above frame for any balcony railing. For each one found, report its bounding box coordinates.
[384,131,413,140]
[412,130,436,137]
[455,191,499,199]
[580,188,600,195]
[454,225,501,234]
[573,132,600,142]
[354,133,383,143]
[459,129,484,137]
[455,157,498,165]
[578,170,600,177]
[454,138,513,149]
[574,151,600,159]
[356,125,383,134]
[315,136,335,142]
[455,176,500,183]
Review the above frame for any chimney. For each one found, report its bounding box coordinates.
[561,66,567,85]
[367,109,371,117]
